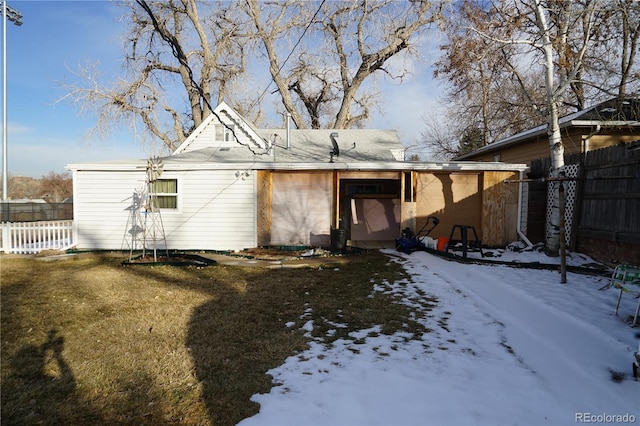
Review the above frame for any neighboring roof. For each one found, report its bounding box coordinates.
[575,97,640,121]
[456,98,640,160]
[4,198,47,203]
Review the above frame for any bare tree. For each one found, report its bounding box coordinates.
[421,107,488,160]
[5,175,40,200]
[234,0,444,129]
[532,0,598,255]
[432,0,639,154]
[39,172,73,203]
[421,113,463,160]
[0,173,71,201]
[61,0,445,149]
[432,0,569,152]
[62,0,251,152]
[585,0,640,100]
[435,0,602,254]
[616,0,640,98]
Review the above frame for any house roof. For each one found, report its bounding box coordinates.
[167,128,404,164]
[169,101,405,164]
[66,101,529,173]
[456,98,640,160]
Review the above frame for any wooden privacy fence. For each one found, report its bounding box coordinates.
[528,143,640,262]
[0,220,76,254]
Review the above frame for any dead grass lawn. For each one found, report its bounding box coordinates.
[1,251,431,425]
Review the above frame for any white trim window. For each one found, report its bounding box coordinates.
[215,124,235,142]
[151,179,178,209]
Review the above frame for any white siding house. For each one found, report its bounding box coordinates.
[71,165,257,251]
[68,101,529,251]
[69,101,266,251]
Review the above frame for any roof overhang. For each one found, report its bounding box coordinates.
[67,160,527,173]
[456,119,640,160]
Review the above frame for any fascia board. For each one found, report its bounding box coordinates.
[67,159,527,173]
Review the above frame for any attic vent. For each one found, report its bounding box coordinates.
[220,147,230,151]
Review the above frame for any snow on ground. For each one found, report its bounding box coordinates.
[239,248,639,426]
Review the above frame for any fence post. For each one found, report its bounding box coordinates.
[72,220,78,248]
[1,222,10,253]
[559,184,567,284]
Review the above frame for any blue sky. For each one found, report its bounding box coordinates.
[4,0,149,178]
[3,0,443,178]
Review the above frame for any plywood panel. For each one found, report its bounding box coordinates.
[270,172,332,246]
[482,171,518,246]
[256,171,272,246]
[401,171,416,232]
[415,172,482,240]
[350,198,401,241]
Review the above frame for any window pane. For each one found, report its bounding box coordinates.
[215,124,224,141]
[156,196,177,209]
[225,125,235,141]
[152,179,177,193]
[150,179,177,209]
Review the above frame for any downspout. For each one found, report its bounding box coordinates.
[517,169,534,248]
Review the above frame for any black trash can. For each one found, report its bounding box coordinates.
[330,228,348,252]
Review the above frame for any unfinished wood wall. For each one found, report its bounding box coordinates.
[269,171,333,246]
[256,171,272,246]
[482,171,519,247]
[415,172,482,240]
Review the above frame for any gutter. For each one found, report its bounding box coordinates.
[66,161,528,173]
[516,169,534,248]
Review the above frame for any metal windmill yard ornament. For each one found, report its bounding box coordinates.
[142,156,169,261]
[123,189,145,261]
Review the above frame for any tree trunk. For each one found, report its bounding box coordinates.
[535,0,564,256]
[545,100,565,256]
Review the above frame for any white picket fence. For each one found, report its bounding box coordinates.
[0,220,76,254]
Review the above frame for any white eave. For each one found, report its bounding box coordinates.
[67,160,526,173]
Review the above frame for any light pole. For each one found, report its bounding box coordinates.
[1,1,22,201]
